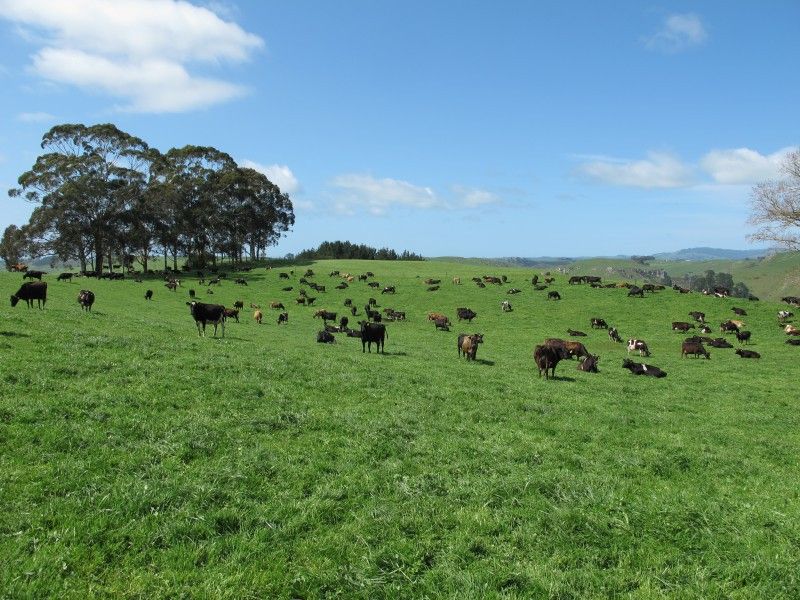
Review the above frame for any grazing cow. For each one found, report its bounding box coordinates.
[544,338,590,359]
[270,302,285,310]
[144,289,153,301]
[57,272,73,282]
[627,339,650,357]
[732,307,747,316]
[223,308,240,323]
[778,310,793,322]
[721,320,741,333]
[700,325,712,334]
[672,322,694,332]
[627,286,644,297]
[358,274,368,281]
[674,285,690,293]
[368,282,380,288]
[187,301,226,337]
[568,276,583,285]
[233,300,244,309]
[501,300,512,312]
[547,291,561,300]
[708,338,733,349]
[316,330,335,344]
[735,330,752,344]
[622,359,667,378]
[336,283,348,290]
[533,344,570,380]
[567,329,587,337]
[314,310,337,322]
[344,298,353,307]
[360,322,387,353]
[382,286,396,294]
[368,298,377,306]
[339,316,349,330]
[689,311,705,323]
[577,355,600,373]
[452,277,461,285]
[608,327,622,343]
[389,310,406,321]
[457,308,477,322]
[590,318,608,329]
[434,317,450,331]
[279,272,290,279]
[476,281,486,288]
[235,278,248,286]
[253,309,263,324]
[642,284,657,293]
[544,277,555,284]
[786,339,800,346]
[531,275,539,285]
[188,289,197,299]
[507,288,522,294]
[296,297,306,305]
[277,312,289,325]
[458,333,483,361]
[23,270,46,280]
[208,278,221,286]
[682,340,710,359]
[585,276,601,284]
[735,349,760,359]
[428,312,448,322]
[165,281,178,292]
[10,281,47,309]
[77,290,95,311]
[351,306,357,316]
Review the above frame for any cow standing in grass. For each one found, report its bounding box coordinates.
[187,301,225,337]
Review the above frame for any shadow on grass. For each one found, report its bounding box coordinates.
[0,331,30,338]
[475,359,495,366]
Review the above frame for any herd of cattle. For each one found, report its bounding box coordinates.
[8,266,800,379]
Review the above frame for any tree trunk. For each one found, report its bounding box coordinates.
[94,238,104,276]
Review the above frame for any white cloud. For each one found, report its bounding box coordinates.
[240,160,300,194]
[16,111,56,122]
[644,13,707,53]
[330,174,440,215]
[577,152,694,188]
[452,185,501,208]
[0,0,264,112]
[700,147,796,184]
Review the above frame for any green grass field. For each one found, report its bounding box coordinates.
[2,260,799,598]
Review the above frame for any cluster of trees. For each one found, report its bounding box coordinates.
[676,270,751,298]
[631,255,656,265]
[3,123,294,273]
[295,240,424,261]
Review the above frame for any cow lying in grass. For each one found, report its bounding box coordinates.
[622,359,666,378]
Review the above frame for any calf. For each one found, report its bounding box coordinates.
[316,330,335,344]
[700,325,712,334]
[732,307,747,316]
[672,322,694,332]
[427,285,440,292]
[314,310,337,322]
[77,290,95,312]
[12,281,47,309]
[577,354,600,373]
[786,339,800,346]
[144,289,153,300]
[622,359,667,377]
[627,339,650,357]
[277,312,289,325]
[735,330,752,344]
[452,277,461,285]
[501,300,512,312]
[547,291,561,300]
[270,302,285,310]
[187,301,226,337]
[458,333,484,361]
[223,308,240,323]
[434,317,450,331]
[567,329,587,337]
[233,300,244,309]
[590,318,608,329]
[533,344,570,380]
[360,322,387,353]
[681,341,710,359]
[735,349,760,359]
[778,310,793,322]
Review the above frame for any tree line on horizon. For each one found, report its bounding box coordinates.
[1,123,295,273]
[293,240,424,262]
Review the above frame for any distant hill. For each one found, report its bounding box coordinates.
[653,247,776,261]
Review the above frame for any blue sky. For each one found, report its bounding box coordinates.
[1,0,798,257]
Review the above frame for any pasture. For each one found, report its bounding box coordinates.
[1,260,799,598]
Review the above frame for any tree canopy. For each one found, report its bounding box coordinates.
[8,123,294,273]
[296,241,424,261]
[749,150,800,249]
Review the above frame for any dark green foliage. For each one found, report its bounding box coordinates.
[1,260,799,597]
[0,224,28,269]
[297,240,424,261]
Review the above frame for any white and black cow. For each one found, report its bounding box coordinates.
[627,339,651,357]
[187,301,226,337]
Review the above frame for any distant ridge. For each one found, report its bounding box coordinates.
[652,247,776,261]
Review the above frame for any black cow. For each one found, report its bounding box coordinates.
[57,273,73,282]
[621,359,666,377]
[277,312,289,325]
[340,316,349,330]
[316,330,335,344]
[627,286,644,297]
[547,291,561,300]
[590,318,608,329]
[344,298,353,307]
[10,281,47,309]
[689,311,705,323]
[732,307,747,316]
[736,330,752,344]
[577,354,599,373]
[785,339,800,346]
[235,278,248,286]
[567,329,587,337]
[381,286,396,294]
[533,344,570,379]
[708,338,733,349]
[23,270,46,280]
[314,310,337,322]
[145,289,153,301]
[672,322,694,332]
[187,301,226,337]
[77,290,95,311]
[457,308,477,322]
[360,322,387,353]
[735,349,760,359]
[568,276,583,285]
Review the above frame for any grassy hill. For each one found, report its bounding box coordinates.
[2,261,799,597]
